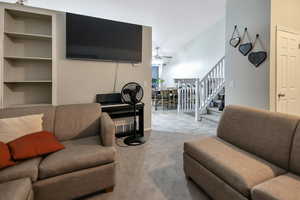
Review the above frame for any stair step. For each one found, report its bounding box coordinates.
[207,107,222,116]
[201,114,221,124]
[213,99,222,103]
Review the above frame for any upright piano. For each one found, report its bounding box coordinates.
[96,93,144,138]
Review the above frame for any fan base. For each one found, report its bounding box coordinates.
[124,136,145,146]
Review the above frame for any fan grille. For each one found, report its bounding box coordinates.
[121,82,144,105]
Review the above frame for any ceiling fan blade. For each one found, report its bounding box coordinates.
[153,55,162,59]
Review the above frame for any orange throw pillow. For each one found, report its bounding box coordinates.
[8,131,65,160]
[0,141,16,169]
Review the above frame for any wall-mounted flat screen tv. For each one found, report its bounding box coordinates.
[66,13,143,63]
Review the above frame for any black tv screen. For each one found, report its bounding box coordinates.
[66,13,143,63]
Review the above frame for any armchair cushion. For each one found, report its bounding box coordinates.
[0,178,33,200]
[0,157,41,183]
[100,112,115,146]
[54,104,102,141]
[39,136,116,179]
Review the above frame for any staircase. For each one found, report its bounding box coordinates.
[177,57,225,122]
[202,107,222,123]
[201,88,225,123]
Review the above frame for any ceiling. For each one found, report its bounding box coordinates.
[1,0,226,55]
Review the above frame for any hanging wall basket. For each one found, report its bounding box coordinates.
[239,28,253,56]
[248,51,267,67]
[229,25,241,48]
[248,35,267,68]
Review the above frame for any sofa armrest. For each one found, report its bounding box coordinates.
[100,112,115,146]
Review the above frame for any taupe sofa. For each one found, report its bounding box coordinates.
[0,103,116,200]
[184,105,300,200]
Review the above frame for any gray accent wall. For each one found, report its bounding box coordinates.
[225,0,271,110]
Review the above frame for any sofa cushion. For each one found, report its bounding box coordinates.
[0,142,16,169]
[218,105,299,169]
[0,105,55,133]
[0,114,43,143]
[184,153,248,200]
[289,126,300,175]
[0,157,42,183]
[0,178,32,200]
[252,173,300,200]
[54,104,102,141]
[39,136,116,179]
[9,131,64,160]
[184,136,285,197]
[34,163,115,200]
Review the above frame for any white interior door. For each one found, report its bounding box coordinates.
[276,29,300,115]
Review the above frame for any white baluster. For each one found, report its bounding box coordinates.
[195,79,199,120]
[216,64,219,88]
[208,76,210,99]
[178,88,181,112]
[219,62,222,86]
[190,86,192,112]
[177,81,181,112]
[188,87,190,112]
[183,85,185,112]
[189,86,192,112]
[212,73,214,97]
[204,78,207,104]
[184,85,187,111]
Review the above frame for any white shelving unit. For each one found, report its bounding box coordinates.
[4,31,52,40]
[4,56,52,61]
[1,8,54,108]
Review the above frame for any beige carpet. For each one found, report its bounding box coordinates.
[83,130,213,200]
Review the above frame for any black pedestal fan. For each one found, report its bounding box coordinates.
[121,82,145,146]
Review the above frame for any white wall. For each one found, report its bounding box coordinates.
[55,13,152,130]
[160,19,225,87]
[269,0,300,111]
[0,2,153,130]
[225,0,271,109]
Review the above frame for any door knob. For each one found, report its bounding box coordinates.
[278,93,286,98]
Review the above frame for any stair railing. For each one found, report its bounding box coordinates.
[176,80,197,113]
[176,57,225,120]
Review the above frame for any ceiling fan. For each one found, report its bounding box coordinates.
[153,47,173,60]
[16,0,28,5]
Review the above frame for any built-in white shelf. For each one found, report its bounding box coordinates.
[6,104,52,108]
[2,8,54,108]
[5,31,52,40]
[5,9,52,35]
[4,80,52,83]
[5,9,52,20]
[4,56,52,61]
